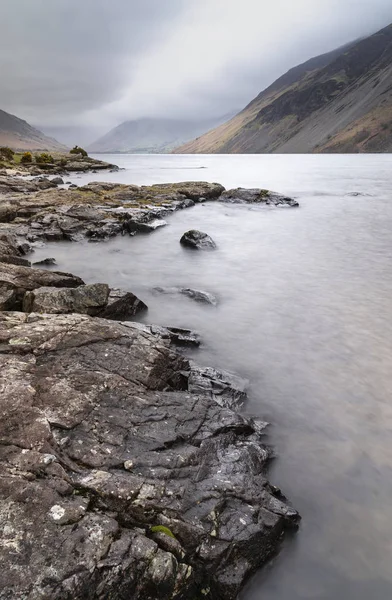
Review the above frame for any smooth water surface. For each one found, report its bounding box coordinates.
[36,154,392,599]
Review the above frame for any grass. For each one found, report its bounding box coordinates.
[150,525,177,539]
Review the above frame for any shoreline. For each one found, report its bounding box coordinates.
[0,170,300,599]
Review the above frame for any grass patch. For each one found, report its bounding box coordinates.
[150,525,177,539]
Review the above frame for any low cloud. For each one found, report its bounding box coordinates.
[0,0,391,131]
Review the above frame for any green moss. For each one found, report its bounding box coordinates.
[150,525,176,539]
[259,189,270,198]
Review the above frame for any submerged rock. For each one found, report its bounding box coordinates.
[181,287,218,305]
[154,286,218,306]
[220,188,299,207]
[0,313,298,600]
[33,258,57,266]
[180,229,217,250]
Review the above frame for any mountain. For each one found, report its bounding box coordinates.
[0,109,65,151]
[87,114,236,154]
[39,125,108,149]
[175,24,392,154]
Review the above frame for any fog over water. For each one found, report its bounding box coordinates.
[34,154,392,599]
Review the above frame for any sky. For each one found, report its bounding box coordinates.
[1,0,392,140]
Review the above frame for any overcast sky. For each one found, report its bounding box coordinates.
[1,0,392,133]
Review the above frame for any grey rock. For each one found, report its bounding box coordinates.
[150,325,201,347]
[51,177,64,185]
[0,255,31,267]
[154,286,218,306]
[98,288,148,320]
[69,183,78,188]
[33,258,57,266]
[181,288,218,305]
[220,188,299,207]
[127,218,167,234]
[0,262,84,310]
[180,229,217,250]
[0,285,17,310]
[187,362,249,410]
[0,313,298,600]
[23,283,109,315]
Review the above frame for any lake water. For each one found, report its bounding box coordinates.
[35,154,392,599]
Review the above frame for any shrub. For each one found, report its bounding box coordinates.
[70,145,88,157]
[35,152,54,164]
[0,147,15,161]
[59,158,67,167]
[20,152,33,164]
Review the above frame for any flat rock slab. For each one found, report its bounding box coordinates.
[154,286,218,306]
[23,283,110,315]
[220,188,299,207]
[0,312,299,600]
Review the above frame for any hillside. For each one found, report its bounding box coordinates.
[175,24,392,154]
[88,115,235,154]
[0,109,65,151]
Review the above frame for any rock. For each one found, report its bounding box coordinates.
[51,177,64,185]
[186,362,249,410]
[0,255,31,267]
[0,262,84,310]
[154,286,218,306]
[98,288,148,320]
[69,183,78,188]
[150,181,225,201]
[180,230,217,250]
[17,241,32,255]
[127,218,167,234]
[180,288,218,306]
[220,188,299,207]
[0,236,31,266]
[0,285,17,310]
[23,283,109,315]
[151,325,201,347]
[33,258,57,266]
[0,313,298,600]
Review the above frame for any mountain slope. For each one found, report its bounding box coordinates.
[0,109,65,151]
[88,115,235,154]
[175,24,392,154]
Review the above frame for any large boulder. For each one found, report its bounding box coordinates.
[98,288,148,320]
[180,230,217,250]
[220,188,299,207]
[0,312,299,600]
[23,283,110,315]
[0,262,84,310]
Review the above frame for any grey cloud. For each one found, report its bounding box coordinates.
[0,0,391,132]
[0,0,187,125]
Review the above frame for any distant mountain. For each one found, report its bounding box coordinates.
[87,114,236,154]
[40,125,108,149]
[175,24,392,154]
[0,109,65,151]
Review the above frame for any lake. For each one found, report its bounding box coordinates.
[35,153,392,600]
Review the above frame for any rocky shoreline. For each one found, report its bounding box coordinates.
[0,172,300,599]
